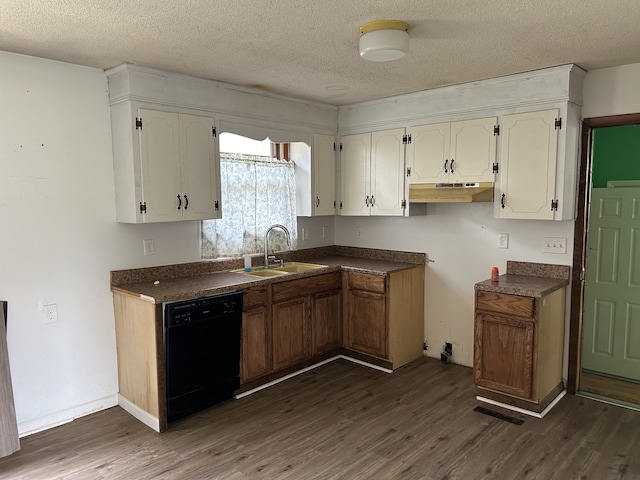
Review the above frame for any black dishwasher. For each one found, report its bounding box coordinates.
[164,291,242,423]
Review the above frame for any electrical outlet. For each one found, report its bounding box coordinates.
[302,228,309,241]
[542,237,567,254]
[498,233,509,249]
[322,225,328,239]
[356,227,363,238]
[143,239,155,256]
[44,304,58,324]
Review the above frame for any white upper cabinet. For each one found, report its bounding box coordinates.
[312,134,336,216]
[340,133,371,216]
[407,117,497,184]
[111,105,221,223]
[497,109,559,220]
[340,128,405,216]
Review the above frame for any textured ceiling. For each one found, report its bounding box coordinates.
[2,1,640,106]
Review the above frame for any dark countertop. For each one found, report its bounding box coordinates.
[474,274,568,298]
[111,248,425,304]
[474,261,570,298]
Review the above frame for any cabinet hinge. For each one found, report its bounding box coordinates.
[580,269,585,282]
[401,199,407,209]
[139,202,146,214]
[402,134,412,145]
[493,125,500,136]
[492,163,499,174]
[135,117,143,130]
[407,167,412,177]
[212,126,217,137]
[555,118,562,130]
[551,199,559,211]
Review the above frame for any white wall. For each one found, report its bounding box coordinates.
[335,206,574,368]
[582,62,640,118]
[0,52,207,435]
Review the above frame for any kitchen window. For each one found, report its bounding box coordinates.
[201,134,298,258]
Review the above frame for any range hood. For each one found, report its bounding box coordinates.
[409,182,494,203]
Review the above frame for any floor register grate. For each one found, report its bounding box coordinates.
[473,405,525,425]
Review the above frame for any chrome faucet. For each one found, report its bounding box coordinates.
[264,224,292,268]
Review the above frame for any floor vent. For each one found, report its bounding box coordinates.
[473,406,524,425]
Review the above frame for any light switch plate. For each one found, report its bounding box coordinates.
[143,239,155,256]
[542,237,567,254]
[498,233,509,249]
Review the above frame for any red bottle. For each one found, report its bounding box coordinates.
[491,266,499,282]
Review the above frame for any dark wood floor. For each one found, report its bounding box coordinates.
[1,357,639,480]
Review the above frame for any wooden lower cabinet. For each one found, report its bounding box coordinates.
[272,297,308,371]
[311,289,342,355]
[344,283,386,357]
[474,287,566,412]
[241,285,270,383]
[241,306,270,383]
[343,266,425,369]
[240,272,342,384]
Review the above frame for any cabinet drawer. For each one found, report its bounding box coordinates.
[348,272,386,293]
[476,291,534,318]
[243,285,268,310]
[272,272,341,303]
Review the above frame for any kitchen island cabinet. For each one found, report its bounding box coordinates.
[473,261,569,414]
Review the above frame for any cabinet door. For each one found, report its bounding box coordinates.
[311,289,342,355]
[241,306,271,383]
[449,117,497,183]
[498,109,559,220]
[313,134,336,216]
[139,109,182,222]
[345,287,386,358]
[179,113,221,221]
[340,133,370,216]
[371,128,405,216]
[407,122,450,184]
[474,312,534,399]
[272,297,308,371]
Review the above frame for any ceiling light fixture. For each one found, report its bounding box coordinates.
[359,20,410,62]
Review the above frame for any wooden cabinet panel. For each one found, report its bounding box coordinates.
[241,306,271,383]
[476,291,534,318]
[347,272,385,293]
[272,272,341,303]
[243,285,268,310]
[345,288,387,358]
[311,290,342,355]
[474,312,534,399]
[272,297,308,371]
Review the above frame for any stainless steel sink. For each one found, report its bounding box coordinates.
[232,262,327,277]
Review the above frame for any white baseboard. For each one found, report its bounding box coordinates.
[476,390,566,419]
[117,395,160,432]
[18,394,118,437]
[236,354,392,399]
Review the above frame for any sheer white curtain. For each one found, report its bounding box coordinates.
[201,153,297,258]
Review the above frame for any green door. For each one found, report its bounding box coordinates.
[582,185,640,381]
